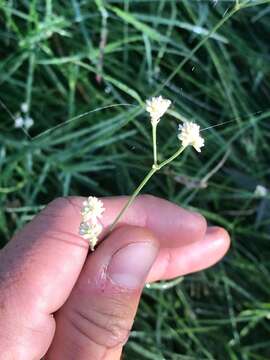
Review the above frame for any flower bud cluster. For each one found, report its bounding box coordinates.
[79,196,105,251]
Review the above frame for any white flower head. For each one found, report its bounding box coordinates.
[81,196,105,222]
[79,221,103,251]
[24,116,34,129]
[14,116,24,128]
[146,96,171,125]
[178,121,204,152]
[21,102,28,113]
[254,185,268,198]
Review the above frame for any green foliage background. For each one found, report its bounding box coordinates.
[1,0,270,358]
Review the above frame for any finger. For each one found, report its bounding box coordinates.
[45,226,159,360]
[70,194,207,247]
[146,226,230,282]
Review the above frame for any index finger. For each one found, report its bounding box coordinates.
[72,194,207,247]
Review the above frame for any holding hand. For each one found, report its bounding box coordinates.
[0,195,230,359]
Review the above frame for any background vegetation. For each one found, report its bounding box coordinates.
[1,0,270,358]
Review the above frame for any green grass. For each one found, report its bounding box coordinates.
[1,0,270,358]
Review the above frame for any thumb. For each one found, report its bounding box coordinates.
[45,225,159,360]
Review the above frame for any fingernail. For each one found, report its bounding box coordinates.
[108,242,158,289]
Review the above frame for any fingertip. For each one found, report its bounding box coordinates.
[96,225,160,258]
[110,225,160,250]
[206,226,231,256]
[147,225,231,282]
[107,227,159,290]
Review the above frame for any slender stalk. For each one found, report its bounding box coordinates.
[155,4,239,95]
[157,146,185,170]
[109,166,157,232]
[152,123,158,165]
[109,146,185,232]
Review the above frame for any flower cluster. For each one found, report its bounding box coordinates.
[178,121,204,152]
[146,95,204,153]
[14,103,34,130]
[254,184,268,198]
[81,196,105,222]
[79,196,105,251]
[146,96,171,125]
[104,96,206,232]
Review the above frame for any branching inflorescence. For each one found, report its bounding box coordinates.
[79,96,204,250]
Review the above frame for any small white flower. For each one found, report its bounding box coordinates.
[14,116,24,128]
[79,221,103,251]
[254,185,268,198]
[178,121,204,152]
[24,116,34,129]
[21,102,28,113]
[146,96,171,125]
[81,196,105,222]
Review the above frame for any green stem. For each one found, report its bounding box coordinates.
[109,166,157,232]
[109,146,185,232]
[158,146,185,170]
[155,5,239,95]
[152,123,157,165]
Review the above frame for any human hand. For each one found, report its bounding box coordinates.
[0,195,230,359]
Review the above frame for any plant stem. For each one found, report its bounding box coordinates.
[158,146,185,170]
[152,123,157,165]
[109,166,157,232]
[109,146,185,232]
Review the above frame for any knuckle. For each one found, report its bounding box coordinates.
[102,319,130,349]
[69,297,132,351]
[193,211,207,233]
[138,193,156,203]
[39,196,79,226]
